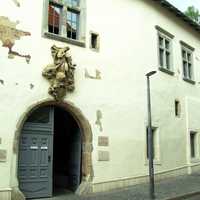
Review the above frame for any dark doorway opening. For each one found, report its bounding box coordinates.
[53,106,82,195]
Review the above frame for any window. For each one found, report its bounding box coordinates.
[44,0,86,47]
[190,131,198,159]
[26,107,51,124]
[90,32,100,51]
[181,45,194,82]
[158,34,172,71]
[48,3,61,35]
[146,127,157,159]
[67,10,79,40]
[175,100,181,117]
[155,26,174,75]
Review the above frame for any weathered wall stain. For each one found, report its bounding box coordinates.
[12,0,20,7]
[0,16,31,63]
[0,79,4,85]
[95,110,103,132]
[30,83,34,89]
[85,68,101,80]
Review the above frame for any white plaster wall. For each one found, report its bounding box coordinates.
[0,0,200,191]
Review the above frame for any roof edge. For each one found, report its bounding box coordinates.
[152,0,200,34]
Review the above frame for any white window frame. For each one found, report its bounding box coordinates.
[156,26,174,75]
[181,43,195,83]
[42,0,86,47]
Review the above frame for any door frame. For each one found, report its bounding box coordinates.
[12,100,93,199]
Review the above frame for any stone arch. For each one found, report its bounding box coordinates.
[12,99,93,199]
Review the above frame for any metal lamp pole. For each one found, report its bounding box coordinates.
[146,70,157,200]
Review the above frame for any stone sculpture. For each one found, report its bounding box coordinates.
[42,45,76,100]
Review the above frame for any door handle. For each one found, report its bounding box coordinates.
[48,155,51,162]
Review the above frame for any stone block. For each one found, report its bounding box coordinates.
[98,151,110,161]
[98,136,109,146]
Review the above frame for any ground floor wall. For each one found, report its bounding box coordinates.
[0,164,200,200]
[1,95,200,199]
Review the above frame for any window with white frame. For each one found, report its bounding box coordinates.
[190,131,198,159]
[155,26,174,74]
[44,0,86,46]
[66,0,80,40]
[181,45,194,81]
[158,33,172,71]
[48,3,61,35]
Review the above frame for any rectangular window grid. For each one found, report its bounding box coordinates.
[67,10,79,40]
[64,0,79,7]
[48,3,61,35]
[48,0,80,40]
[158,34,172,70]
[182,47,193,80]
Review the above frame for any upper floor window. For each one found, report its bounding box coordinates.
[48,3,61,35]
[181,42,194,83]
[44,0,86,47]
[65,0,79,7]
[156,26,174,75]
[67,9,79,40]
[158,34,172,70]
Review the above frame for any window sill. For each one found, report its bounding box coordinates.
[183,77,195,85]
[158,67,174,76]
[44,32,86,48]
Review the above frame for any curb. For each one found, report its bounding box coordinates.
[163,191,200,200]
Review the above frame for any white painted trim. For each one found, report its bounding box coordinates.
[0,188,12,191]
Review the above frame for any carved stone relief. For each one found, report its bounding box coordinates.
[0,16,31,63]
[95,110,103,132]
[42,45,76,100]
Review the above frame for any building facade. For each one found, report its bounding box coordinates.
[1,0,200,199]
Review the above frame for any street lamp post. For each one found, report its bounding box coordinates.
[146,70,157,200]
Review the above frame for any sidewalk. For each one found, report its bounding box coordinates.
[37,174,200,200]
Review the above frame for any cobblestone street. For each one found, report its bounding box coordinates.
[35,174,200,200]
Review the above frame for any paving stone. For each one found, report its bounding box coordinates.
[35,174,200,200]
